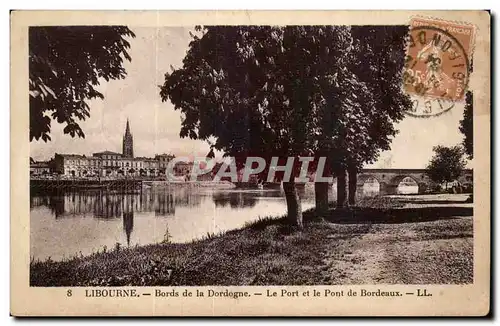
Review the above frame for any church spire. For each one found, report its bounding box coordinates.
[125,118,131,135]
[123,118,134,158]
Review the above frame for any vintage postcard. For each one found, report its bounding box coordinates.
[11,10,490,316]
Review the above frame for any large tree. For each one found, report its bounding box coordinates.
[459,91,473,159]
[160,25,411,225]
[29,26,135,142]
[161,26,357,227]
[346,26,412,206]
[426,145,467,190]
[313,26,411,212]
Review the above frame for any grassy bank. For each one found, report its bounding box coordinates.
[30,196,473,286]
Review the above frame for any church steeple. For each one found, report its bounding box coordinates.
[125,118,131,135]
[122,118,134,158]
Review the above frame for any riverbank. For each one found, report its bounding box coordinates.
[30,178,237,192]
[30,195,473,286]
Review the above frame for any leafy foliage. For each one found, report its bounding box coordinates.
[459,91,473,159]
[160,26,410,173]
[29,26,135,142]
[162,26,305,178]
[159,25,411,220]
[426,145,467,185]
[344,26,412,170]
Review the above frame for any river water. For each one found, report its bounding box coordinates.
[31,186,317,261]
[30,182,417,261]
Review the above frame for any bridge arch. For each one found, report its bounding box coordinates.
[356,174,386,196]
[361,177,381,196]
[357,174,383,186]
[389,175,421,194]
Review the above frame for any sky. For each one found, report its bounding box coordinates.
[30,27,469,169]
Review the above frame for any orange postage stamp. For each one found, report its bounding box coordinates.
[403,17,476,105]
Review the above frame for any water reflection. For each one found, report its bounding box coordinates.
[123,211,134,246]
[154,192,175,217]
[31,189,300,219]
[31,188,201,219]
[211,190,284,208]
[33,184,391,261]
[213,192,257,208]
[30,187,318,261]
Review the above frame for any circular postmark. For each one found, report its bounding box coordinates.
[403,25,471,117]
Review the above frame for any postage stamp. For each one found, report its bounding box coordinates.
[403,17,476,117]
[10,10,490,317]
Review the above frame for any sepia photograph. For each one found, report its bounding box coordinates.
[11,10,490,316]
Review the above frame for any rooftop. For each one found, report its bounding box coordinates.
[30,161,50,167]
[55,153,87,158]
[155,153,175,157]
[93,151,123,156]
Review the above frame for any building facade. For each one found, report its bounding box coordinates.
[29,161,51,176]
[50,121,174,178]
[155,154,175,172]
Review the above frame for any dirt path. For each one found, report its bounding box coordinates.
[322,217,473,284]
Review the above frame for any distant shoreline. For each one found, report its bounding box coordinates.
[29,179,239,191]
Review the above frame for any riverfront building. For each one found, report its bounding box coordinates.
[49,120,175,178]
[29,161,51,176]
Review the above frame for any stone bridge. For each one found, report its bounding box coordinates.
[356,168,473,195]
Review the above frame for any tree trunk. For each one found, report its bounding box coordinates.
[315,182,329,217]
[348,166,357,206]
[336,168,347,208]
[283,181,303,228]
